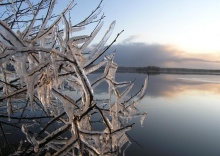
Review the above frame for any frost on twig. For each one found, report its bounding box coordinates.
[0,0,147,155]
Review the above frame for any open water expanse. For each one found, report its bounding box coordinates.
[113,73,220,156]
[1,73,220,156]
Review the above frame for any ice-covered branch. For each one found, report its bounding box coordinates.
[0,0,148,155]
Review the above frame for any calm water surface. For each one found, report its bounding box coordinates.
[113,73,220,156]
[1,73,220,156]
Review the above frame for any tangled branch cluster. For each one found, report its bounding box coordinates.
[0,0,147,155]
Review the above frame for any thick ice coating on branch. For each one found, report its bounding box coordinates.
[0,0,148,155]
[0,21,26,48]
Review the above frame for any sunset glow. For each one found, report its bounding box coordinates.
[100,0,220,54]
[56,0,220,66]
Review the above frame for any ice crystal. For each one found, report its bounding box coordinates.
[0,0,148,155]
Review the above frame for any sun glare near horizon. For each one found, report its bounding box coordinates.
[100,0,220,55]
[58,0,220,55]
[139,19,220,54]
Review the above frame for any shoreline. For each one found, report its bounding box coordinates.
[96,66,220,75]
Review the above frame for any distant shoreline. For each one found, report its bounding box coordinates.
[4,64,220,75]
[97,66,220,75]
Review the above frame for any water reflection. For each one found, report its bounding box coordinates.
[112,73,220,98]
[123,73,220,156]
[147,74,220,98]
[88,73,220,156]
[2,73,220,155]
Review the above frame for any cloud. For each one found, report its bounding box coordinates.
[89,37,220,98]
[121,35,140,44]
[101,40,220,69]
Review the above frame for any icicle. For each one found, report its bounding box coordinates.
[40,37,46,48]
[81,21,104,52]
[85,59,107,75]
[26,75,35,110]
[85,21,116,66]
[11,55,27,86]
[91,76,104,90]
[62,14,69,45]
[37,73,52,107]
[83,70,94,93]
[69,10,72,37]
[140,112,147,127]
[21,124,39,152]
[32,134,39,153]
[50,26,57,48]
[68,35,90,46]
[57,32,65,53]
[114,80,132,88]
[46,79,52,106]
[27,54,35,70]
[137,77,148,98]
[120,82,134,99]
[7,98,12,121]
[71,122,76,134]
[105,117,113,130]
[106,62,117,80]
[37,0,75,39]
[71,26,85,32]
[51,53,59,84]
[127,77,148,104]
[21,124,28,134]
[62,99,74,123]
[27,61,50,77]
[38,52,44,63]
[89,21,116,59]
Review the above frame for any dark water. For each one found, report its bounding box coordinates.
[1,73,220,155]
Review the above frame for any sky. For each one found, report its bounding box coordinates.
[59,0,220,68]
[102,0,220,53]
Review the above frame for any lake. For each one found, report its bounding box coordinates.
[1,73,220,156]
[114,73,220,156]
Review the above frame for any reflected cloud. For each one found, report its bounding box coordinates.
[90,73,220,99]
[146,74,220,98]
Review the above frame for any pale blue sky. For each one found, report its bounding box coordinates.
[63,0,220,54]
[54,0,220,68]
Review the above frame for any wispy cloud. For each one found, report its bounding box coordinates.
[121,35,140,44]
